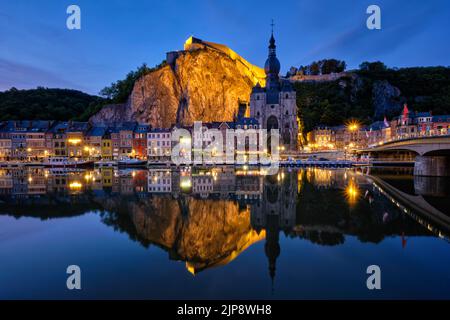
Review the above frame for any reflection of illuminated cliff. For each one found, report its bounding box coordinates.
[99,196,265,274]
[1,167,443,276]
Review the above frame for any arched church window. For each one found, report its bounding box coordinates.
[285,111,289,115]
[285,94,289,99]
[256,112,260,116]
[271,105,274,109]
[257,95,260,100]
[267,116,279,130]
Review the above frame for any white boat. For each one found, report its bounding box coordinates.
[95,160,117,167]
[43,157,94,168]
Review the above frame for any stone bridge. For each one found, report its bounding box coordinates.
[359,135,450,176]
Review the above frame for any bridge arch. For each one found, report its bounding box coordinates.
[422,149,450,157]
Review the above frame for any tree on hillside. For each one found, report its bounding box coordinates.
[321,59,346,74]
[310,62,321,75]
[0,88,105,121]
[100,61,166,103]
[359,61,387,72]
[297,59,347,76]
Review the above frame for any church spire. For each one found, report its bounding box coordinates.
[264,214,280,294]
[269,19,276,56]
[264,19,281,89]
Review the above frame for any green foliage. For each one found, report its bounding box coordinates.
[0,87,105,121]
[294,77,372,133]
[359,61,387,72]
[298,59,346,75]
[100,62,166,103]
[356,65,450,115]
[296,65,450,133]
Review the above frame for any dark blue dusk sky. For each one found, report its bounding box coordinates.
[1,0,449,95]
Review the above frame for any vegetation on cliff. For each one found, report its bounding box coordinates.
[295,78,371,133]
[0,87,105,121]
[293,58,347,76]
[2,59,450,133]
[296,62,450,133]
[100,62,166,103]
[356,63,450,116]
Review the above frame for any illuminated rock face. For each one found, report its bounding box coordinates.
[92,41,265,127]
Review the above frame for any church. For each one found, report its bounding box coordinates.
[249,29,299,151]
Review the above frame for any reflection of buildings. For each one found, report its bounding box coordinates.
[305,168,356,191]
[235,173,263,201]
[148,169,172,193]
[26,168,46,195]
[0,169,12,195]
[192,173,214,196]
[251,171,297,288]
[212,167,236,195]
[1,167,446,279]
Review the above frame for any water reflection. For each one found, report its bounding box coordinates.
[0,167,449,283]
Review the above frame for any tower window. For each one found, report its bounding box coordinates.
[257,112,260,116]
[286,111,289,115]
[271,105,274,109]
[257,95,260,100]
[285,94,289,98]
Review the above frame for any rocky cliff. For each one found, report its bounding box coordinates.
[371,80,402,119]
[90,38,265,127]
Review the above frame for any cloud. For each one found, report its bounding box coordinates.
[0,58,87,92]
[293,2,443,68]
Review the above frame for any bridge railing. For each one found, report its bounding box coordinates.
[367,132,450,148]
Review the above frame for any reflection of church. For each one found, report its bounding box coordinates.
[250,29,299,151]
[251,171,298,289]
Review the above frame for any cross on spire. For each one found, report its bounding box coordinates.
[270,19,275,34]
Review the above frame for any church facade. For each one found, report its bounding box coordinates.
[249,31,299,151]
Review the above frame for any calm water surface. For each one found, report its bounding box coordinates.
[0,166,449,299]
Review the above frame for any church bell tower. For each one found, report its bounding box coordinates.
[249,23,299,151]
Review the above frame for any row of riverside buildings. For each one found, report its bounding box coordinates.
[0,31,303,162]
[307,104,450,151]
[0,117,263,162]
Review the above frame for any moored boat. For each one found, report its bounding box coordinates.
[43,157,94,168]
[117,158,147,167]
[95,160,117,167]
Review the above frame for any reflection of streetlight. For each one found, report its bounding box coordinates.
[69,182,83,189]
[345,180,360,207]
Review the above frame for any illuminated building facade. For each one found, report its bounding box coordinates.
[250,30,299,151]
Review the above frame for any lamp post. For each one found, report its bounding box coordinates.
[346,120,361,156]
